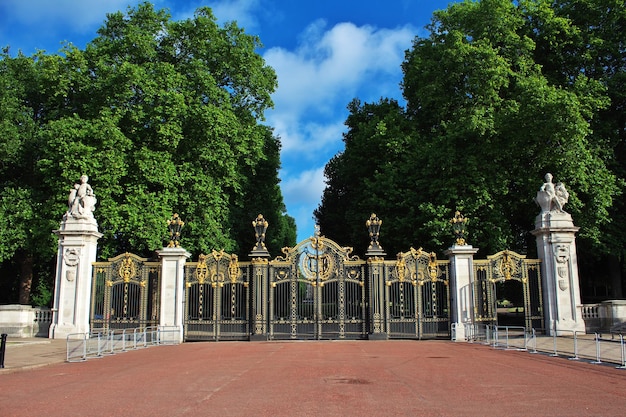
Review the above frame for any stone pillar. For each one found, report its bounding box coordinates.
[532,174,584,335]
[444,244,479,341]
[49,217,102,339]
[532,212,585,335]
[156,247,190,343]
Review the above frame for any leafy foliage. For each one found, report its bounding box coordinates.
[0,2,295,304]
[316,0,623,268]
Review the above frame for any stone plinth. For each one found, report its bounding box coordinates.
[444,244,479,341]
[532,211,585,335]
[49,217,102,339]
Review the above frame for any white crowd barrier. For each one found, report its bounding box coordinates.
[66,326,180,363]
[460,322,626,369]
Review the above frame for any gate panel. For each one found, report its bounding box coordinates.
[185,283,216,340]
[385,249,450,339]
[472,251,544,331]
[419,278,450,338]
[387,280,418,337]
[472,263,497,325]
[184,251,250,341]
[269,235,366,340]
[90,253,160,331]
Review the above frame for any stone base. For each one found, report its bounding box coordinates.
[250,334,268,342]
[367,333,388,340]
[58,216,99,233]
[534,211,576,230]
[49,323,87,339]
[546,318,586,336]
[452,323,467,342]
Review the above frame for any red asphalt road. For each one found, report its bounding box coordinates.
[1,340,625,417]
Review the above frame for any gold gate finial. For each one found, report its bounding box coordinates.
[450,211,468,246]
[167,213,185,247]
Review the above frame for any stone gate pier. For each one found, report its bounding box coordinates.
[532,173,585,335]
[49,176,102,339]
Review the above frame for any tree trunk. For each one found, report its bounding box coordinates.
[18,251,34,305]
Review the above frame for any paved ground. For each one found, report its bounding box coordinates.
[1,337,67,371]
[1,338,626,417]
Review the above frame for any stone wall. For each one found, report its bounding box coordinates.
[581,300,626,334]
[0,305,52,337]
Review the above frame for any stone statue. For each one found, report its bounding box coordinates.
[67,175,97,219]
[536,173,568,213]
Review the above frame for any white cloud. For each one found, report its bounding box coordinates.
[265,21,416,241]
[3,0,138,31]
[280,166,327,242]
[171,0,261,31]
[264,21,416,154]
[208,0,261,31]
[270,118,345,157]
[281,166,327,208]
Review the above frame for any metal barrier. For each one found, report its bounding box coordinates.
[463,323,494,344]
[459,323,626,369]
[492,326,528,350]
[546,328,585,360]
[617,334,626,369]
[66,326,180,363]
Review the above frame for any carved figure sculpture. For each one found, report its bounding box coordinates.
[67,175,97,219]
[536,173,568,213]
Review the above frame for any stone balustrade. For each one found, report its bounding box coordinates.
[0,305,52,337]
[580,300,626,334]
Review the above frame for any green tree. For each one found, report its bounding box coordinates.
[0,51,62,304]
[524,0,626,297]
[316,0,622,285]
[229,126,297,256]
[314,98,418,255]
[401,0,618,255]
[0,2,293,303]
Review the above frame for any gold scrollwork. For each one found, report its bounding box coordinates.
[195,254,209,284]
[499,251,514,280]
[118,254,136,283]
[228,254,240,283]
[346,269,361,280]
[210,264,224,286]
[211,249,226,261]
[395,253,406,282]
[410,247,423,258]
[427,252,441,282]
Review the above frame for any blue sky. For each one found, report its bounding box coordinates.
[0,0,456,242]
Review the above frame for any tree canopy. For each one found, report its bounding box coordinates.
[0,2,296,304]
[315,0,624,297]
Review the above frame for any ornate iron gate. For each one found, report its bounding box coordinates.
[473,250,544,330]
[384,249,450,339]
[268,235,367,340]
[91,253,160,331]
[184,251,250,341]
